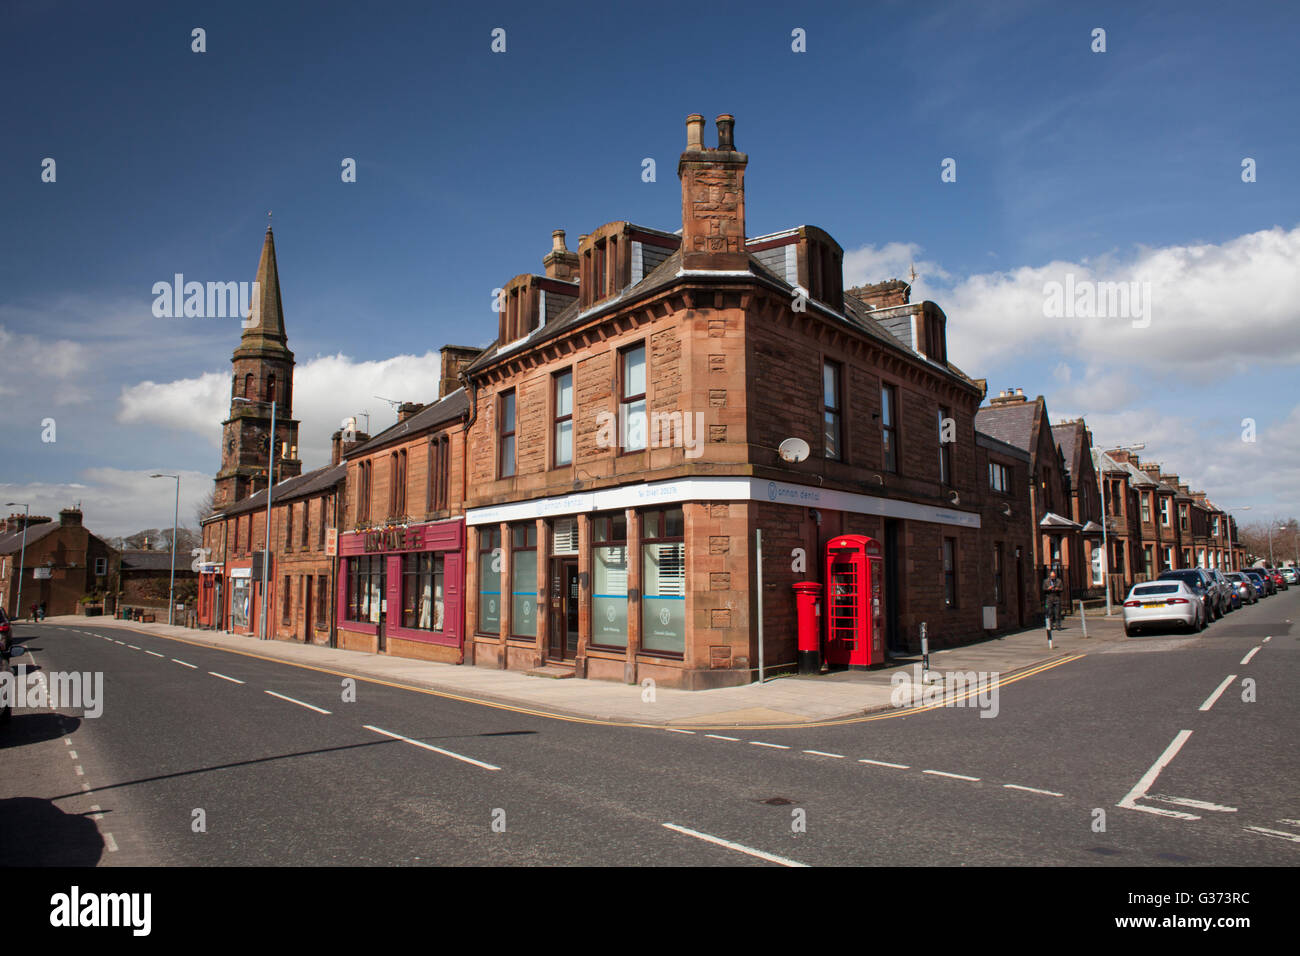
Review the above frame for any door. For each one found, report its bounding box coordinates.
[1015,553,1025,627]
[303,575,312,641]
[548,558,579,661]
[376,559,387,652]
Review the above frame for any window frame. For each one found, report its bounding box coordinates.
[553,368,574,468]
[641,506,686,657]
[881,383,899,474]
[589,513,630,649]
[509,523,539,639]
[822,359,842,461]
[618,343,647,454]
[498,390,517,478]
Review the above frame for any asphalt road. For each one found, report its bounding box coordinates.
[2,590,1296,867]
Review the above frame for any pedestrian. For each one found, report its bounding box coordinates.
[30,603,37,622]
[38,602,46,621]
[1043,569,1064,630]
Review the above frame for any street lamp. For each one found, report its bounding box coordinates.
[232,395,276,640]
[4,502,30,620]
[149,474,180,626]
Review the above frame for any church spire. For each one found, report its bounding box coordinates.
[234,223,292,361]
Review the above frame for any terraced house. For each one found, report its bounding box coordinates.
[457,113,1023,689]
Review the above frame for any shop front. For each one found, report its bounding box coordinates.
[336,518,464,662]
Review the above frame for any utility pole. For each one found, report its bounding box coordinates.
[149,474,181,626]
[4,502,30,620]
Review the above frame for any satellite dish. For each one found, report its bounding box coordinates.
[778,438,810,463]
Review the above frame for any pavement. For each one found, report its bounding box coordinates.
[24,609,1127,728]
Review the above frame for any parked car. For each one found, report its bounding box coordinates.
[1268,568,1289,591]
[1158,569,1219,621]
[1244,569,1273,596]
[1208,569,1236,613]
[1227,572,1259,605]
[1123,581,1204,636]
[1281,567,1299,585]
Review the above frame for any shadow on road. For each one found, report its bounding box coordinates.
[0,711,77,750]
[0,797,104,866]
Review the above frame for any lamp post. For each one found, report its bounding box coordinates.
[1098,443,1144,616]
[149,474,180,625]
[4,502,30,620]
[233,396,276,640]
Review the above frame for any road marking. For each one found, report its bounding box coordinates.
[113,641,125,645]
[172,659,197,668]
[1263,636,1271,643]
[1198,675,1236,712]
[103,833,118,853]
[705,734,740,741]
[662,823,809,867]
[1148,794,1237,812]
[264,690,331,714]
[74,766,84,776]
[923,770,980,781]
[859,758,910,769]
[363,724,500,771]
[1277,819,1300,827]
[750,741,790,749]
[803,749,845,759]
[1243,826,1300,844]
[1240,647,1260,665]
[1117,729,1199,820]
[665,729,695,734]
[80,783,91,792]
[1004,784,1063,797]
[63,738,71,746]
[127,645,140,650]
[145,650,165,658]
[90,805,103,821]
[68,751,77,759]
[208,671,245,684]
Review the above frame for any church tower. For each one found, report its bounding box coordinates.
[212,224,303,509]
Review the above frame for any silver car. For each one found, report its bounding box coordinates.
[1123,581,1204,636]
[1226,571,1259,605]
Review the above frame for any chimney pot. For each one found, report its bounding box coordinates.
[715,113,735,150]
[552,229,567,252]
[685,113,704,150]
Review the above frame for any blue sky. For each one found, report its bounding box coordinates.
[2,0,1297,535]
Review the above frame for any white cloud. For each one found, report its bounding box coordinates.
[1,467,212,539]
[115,350,446,467]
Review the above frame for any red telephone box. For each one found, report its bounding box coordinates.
[825,535,886,666]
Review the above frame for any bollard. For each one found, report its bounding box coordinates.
[1045,613,1053,650]
[920,622,932,682]
[1077,600,1088,639]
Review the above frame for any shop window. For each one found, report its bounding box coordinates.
[315,574,328,626]
[641,507,685,654]
[511,523,538,638]
[591,514,628,647]
[402,553,444,631]
[345,556,383,624]
[552,517,579,556]
[478,527,502,634]
[230,577,250,630]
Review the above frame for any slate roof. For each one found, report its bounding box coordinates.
[204,462,347,523]
[0,521,61,555]
[1051,423,1082,473]
[465,230,980,391]
[974,402,1039,452]
[120,550,184,572]
[344,388,470,458]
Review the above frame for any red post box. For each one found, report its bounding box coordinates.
[825,534,886,667]
[792,581,822,674]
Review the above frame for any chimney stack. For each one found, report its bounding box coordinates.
[439,344,480,399]
[543,229,579,281]
[678,112,748,271]
[59,507,83,528]
[397,402,424,423]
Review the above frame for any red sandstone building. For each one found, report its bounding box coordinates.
[0,509,119,618]
[457,114,1027,689]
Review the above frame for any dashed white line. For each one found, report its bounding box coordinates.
[662,823,809,867]
[1003,784,1063,797]
[126,645,141,650]
[80,783,91,792]
[923,770,980,781]
[145,650,165,658]
[1117,729,1198,820]
[705,734,740,741]
[665,728,695,734]
[1240,647,1260,665]
[750,741,790,749]
[74,766,84,776]
[1243,826,1300,844]
[90,805,103,821]
[172,659,197,668]
[68,751,77,759]
[112,641,125,645]
[859,758,910,769]
[1263,636,1272,643]
[803,749,845,759]
[363,724,500,771]
[264,690,331,715]
[1198,675,1236,712]
[103,833,118,853]
[208,671,245,684]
